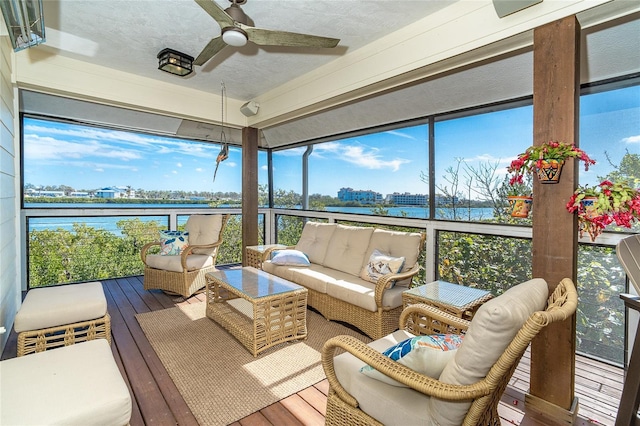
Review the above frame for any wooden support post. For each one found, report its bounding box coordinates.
[527,16,580,425]
[242,127,259,266]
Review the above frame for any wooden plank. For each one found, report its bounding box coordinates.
[280,393,325,425]
[260,402,305,426]
[314,379,329,396]
[238,411,274,426]
[102,280,179,426]
[124,276,167,311]
[104,279,199,426]
[297,385,327,416]
[110,337,144,426]
[132,276,176,309]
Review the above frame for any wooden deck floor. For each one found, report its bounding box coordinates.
[2,275,623,425]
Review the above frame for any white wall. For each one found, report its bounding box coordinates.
[0,34,20,353]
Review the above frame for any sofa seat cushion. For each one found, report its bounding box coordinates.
[364,229,423,287]
[289,264,341,294]
[295,222,337,264]
[262,261,297,281]
[430,278,549,426]
[326,276,404,312]
[145,253,213,273]
[0,339,132,426]
[334,329,435,425]
[323,225,375,276]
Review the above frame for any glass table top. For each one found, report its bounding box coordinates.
[207,267,304,299]
[404,280,492,308]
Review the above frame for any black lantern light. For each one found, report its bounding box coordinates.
[157,48,194,77]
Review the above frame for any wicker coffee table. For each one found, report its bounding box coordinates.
[205,267,308,357]
[403,280,493,320]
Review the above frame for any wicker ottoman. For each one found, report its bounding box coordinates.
[0,339,132,425]
[14,282,111,356]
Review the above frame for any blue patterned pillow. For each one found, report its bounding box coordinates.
[159,230,189,256]
[360,334,463,387]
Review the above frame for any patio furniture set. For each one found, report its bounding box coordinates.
[1,214,600,425]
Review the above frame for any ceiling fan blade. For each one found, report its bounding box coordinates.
[194,36,228,66]
[194,0,234,28]
[245,27,339,48]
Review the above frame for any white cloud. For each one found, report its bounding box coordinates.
[623,135,640,144]
[226,162,237,168]
[172,170,178,174]
[261,165,268,170]
[195,168,204,172]
[176,162,183,167]
[384,130,417,140]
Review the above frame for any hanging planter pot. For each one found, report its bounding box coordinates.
[580,196,600,219]
[507,195,533,218]
[536,159,564,183]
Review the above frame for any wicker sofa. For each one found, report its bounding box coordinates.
[262,222,424,339]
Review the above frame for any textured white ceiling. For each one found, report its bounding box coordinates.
[39,0,453,101]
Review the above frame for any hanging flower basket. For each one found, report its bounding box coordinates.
[566,180,640,241]
[508,141,595,185]
[536,159,565,183]
[508,195,533,218]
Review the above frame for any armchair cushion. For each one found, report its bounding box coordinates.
[159,230,189,255]
[360,334,463,387]
[334,329,436,425]
[145,253,213,273]
[185,215,224,256]
[360,249,405,287]
[430,278,549,426]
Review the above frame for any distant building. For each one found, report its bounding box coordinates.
[337,187,383,205]
[95,186,135,199]
[385,192,427,206]
[70,192,91,198]
[25,189,65,197]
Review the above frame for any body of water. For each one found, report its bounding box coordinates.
[26,203,496,234]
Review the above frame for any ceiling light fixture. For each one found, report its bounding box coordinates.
[157,48,194,77]
[0,0,45,52]
[222,27,247,47]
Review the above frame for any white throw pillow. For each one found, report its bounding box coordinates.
[360,249,405,287]
[360,334,463,387]
[270,249,311,266]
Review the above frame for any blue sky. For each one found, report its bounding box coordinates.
[23,85,639,198]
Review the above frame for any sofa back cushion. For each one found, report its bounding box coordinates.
[185,215,224,256]
[323,225,374,276]
[295,222,337,264]
[363,229,423,286]
[429,278,549,426]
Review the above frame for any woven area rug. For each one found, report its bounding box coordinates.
[136,302,371,426]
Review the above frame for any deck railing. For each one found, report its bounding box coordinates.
[22,206,630,366]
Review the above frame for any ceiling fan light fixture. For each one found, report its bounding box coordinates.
[157,48,194,77]
[222,27,247,47]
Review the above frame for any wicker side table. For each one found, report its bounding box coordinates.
[245,244,288,269]
[403,280,493,321]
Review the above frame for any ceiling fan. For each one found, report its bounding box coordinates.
[193,0,340,66]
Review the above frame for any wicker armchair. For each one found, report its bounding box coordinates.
[322,278,578,426]
[141,214,229,298]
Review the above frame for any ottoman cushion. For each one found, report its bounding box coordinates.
[14,282,107,332]
[0,339,132,425]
